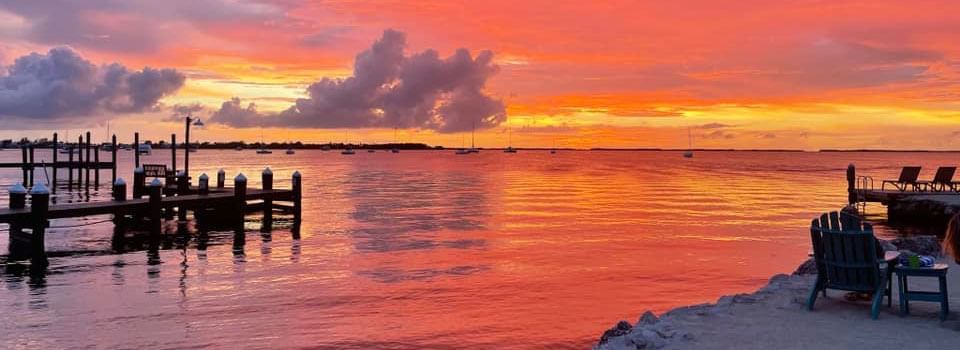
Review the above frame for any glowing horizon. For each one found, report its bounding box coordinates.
[1,1,959,149]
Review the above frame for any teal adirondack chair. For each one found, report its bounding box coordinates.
[807,211,892,319]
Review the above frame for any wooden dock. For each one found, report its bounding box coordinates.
[3,129,302,270]
[847,164,960,231]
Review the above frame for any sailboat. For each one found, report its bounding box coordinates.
[256,118,271,154]
[285,147,295,155]
[341,132,355,155]
[467,123,479,153]
[504,125,517,153]
[59,130,72,154]
[455,134,470,155]
[683,127,694,158]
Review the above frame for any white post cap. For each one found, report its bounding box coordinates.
[199,173,209,181]
[235,173,247,182]
[114,178,126,186]
[263,167,272,175]
[150,178,163,187]
[134,166,144,173]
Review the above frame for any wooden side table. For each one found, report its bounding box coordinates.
[895,264,950,321]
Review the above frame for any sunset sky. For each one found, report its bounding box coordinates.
[1,0,958,149]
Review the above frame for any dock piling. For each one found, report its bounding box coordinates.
[29,184,50,268]
[28,146,34,187]
[134,132,140,168]
[198,173,209,195]
[847,164,856,205]
[52,133,58,193]
[133,167,145,199]
[8,184,27,260]
[148,179,162,247]
[261,168,273,233]
[94,145,100,187]
[85,131,91,192]
[234,173,247,248]
[292,171,302,239]
[67,144,74,189]
[20,146,28,186]
[176,171,188,221]
[113,178,127,202]
[217,169,225,188]
[111,134,117,185]
[112,178,127,249]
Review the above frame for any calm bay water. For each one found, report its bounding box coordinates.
[0,149,950,349]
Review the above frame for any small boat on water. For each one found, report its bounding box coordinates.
[391,148,400,153]
[138,144,152,155]
[235,146,243,151]
[256,148,273,154]
[367,149,376,153]
[285,148,296,155]
[683,127,694,158]
[342,148,356,155]
[455,148,470,155]
[550,149,557,154]
[321,145,332,151]
[504,146,517,153]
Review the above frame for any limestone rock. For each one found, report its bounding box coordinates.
[891,236,941,257]
[792,258,818,275]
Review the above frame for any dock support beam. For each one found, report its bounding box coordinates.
[8,184,27,259]
[217,169,225,189]
[111,134,117,185]
[85,131,91,193]
[847,164,856,205]
[52,133,58,193]
[234,174,247,248]
[134,132,140,169]
[292,171,302,240]
[177,171,188,221]
[94,145,100,187]
[29,184,50,269]
[148,179,162,249]
[261,168,273,234]
[112,178,127,250]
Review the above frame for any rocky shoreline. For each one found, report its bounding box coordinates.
[595,236,946,349]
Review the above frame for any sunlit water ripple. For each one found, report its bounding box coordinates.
[0,149,950,349]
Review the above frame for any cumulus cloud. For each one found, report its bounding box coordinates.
[0,46,185,121]
[210,29,507,133]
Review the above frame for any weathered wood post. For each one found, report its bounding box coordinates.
[261,168,273,233]
[28,146,35,187]
[234,173,247,248]
[8,183,27,258]
[29,183,50,268]
[292,171,302,239]
[112,178,127,249]
[67,143,74,189]
[20,145,28,186]
[52,133,58,193]
[176,171,188,221]
[134,132,140,168]
[196,173,209,232]
[133,166,145,199]
[847,164,856,205]
[198,173,209,195]
[170,133,177,175]
[111,134,117,185]
[217,169,225,189]
[94,145,100,187]
[77,135,84,188]
[148,178,163,248]
[85,131,91,191]
[113,178,127,201]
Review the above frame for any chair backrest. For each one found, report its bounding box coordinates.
[933,167,956,184]
[809,211,882,292]
[898,166,922,183]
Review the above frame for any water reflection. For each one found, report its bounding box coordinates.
[1,150,958,349]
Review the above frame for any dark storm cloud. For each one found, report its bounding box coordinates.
[0,46,185,121]
[0,0,280,53]
[210,29,507,133]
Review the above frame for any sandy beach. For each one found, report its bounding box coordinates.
[597,248,960,349]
